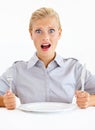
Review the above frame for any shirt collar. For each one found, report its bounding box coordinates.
[27,52,65,69]
[27,53,39,69]
[54,53,65,67]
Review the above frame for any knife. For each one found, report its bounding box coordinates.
[81,64,86,91]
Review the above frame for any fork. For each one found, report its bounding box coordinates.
[81,64,86,91]
[7,76,13,92]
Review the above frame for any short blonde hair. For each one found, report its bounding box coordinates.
[29,7,61,31]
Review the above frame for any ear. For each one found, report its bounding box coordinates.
[29,30,33,40]
[58,28,62,39]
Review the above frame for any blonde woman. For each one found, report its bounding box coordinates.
[0,7,95,109]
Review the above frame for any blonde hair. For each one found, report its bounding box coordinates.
[29,7,61,31]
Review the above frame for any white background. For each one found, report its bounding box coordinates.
[0,0,95,74]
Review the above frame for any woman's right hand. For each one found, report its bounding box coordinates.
[3,90,16,110]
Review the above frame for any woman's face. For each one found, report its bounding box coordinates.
[30,16,62,59]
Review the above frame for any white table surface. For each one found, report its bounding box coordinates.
[0,103,95,130]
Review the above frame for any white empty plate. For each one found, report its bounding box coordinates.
[18,102,76,113]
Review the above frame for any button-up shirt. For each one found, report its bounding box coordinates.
[0,53,95,104]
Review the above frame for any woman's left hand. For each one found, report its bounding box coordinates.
[75,90,90,108]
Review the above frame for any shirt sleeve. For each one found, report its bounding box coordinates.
[75,61,95,94]
[0,65,15,95]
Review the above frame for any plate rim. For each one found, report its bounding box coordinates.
[18,102,76,113]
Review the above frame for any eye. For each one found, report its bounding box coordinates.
[35,29,42,34]
[49,29,55,33]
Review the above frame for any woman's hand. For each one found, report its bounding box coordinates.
[3,90,16,110]
[75,90,90,108]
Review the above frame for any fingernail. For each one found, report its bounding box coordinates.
[7,91,11,95]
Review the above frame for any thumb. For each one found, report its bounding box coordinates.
[6,90,12,96]
[75,90,78,95]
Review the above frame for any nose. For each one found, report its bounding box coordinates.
[42,32,49,41]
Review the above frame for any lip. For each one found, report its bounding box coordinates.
[41,43,51,51]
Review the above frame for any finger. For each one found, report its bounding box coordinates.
[5,100,16,109]
[6,104,16,110]
[76,101,88,108]
[75,90,81,95]
[76,97,89,102]
[77,104,88,109]
[76,91,88,98]
[6,90,13,96]
[5,91,15,99]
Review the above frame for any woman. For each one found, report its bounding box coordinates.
[0,7,95,110]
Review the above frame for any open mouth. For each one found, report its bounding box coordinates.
[41,43,51,49]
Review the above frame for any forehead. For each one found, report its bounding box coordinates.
[32,16,59,29]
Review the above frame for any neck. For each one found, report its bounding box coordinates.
[37,52,56,68]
